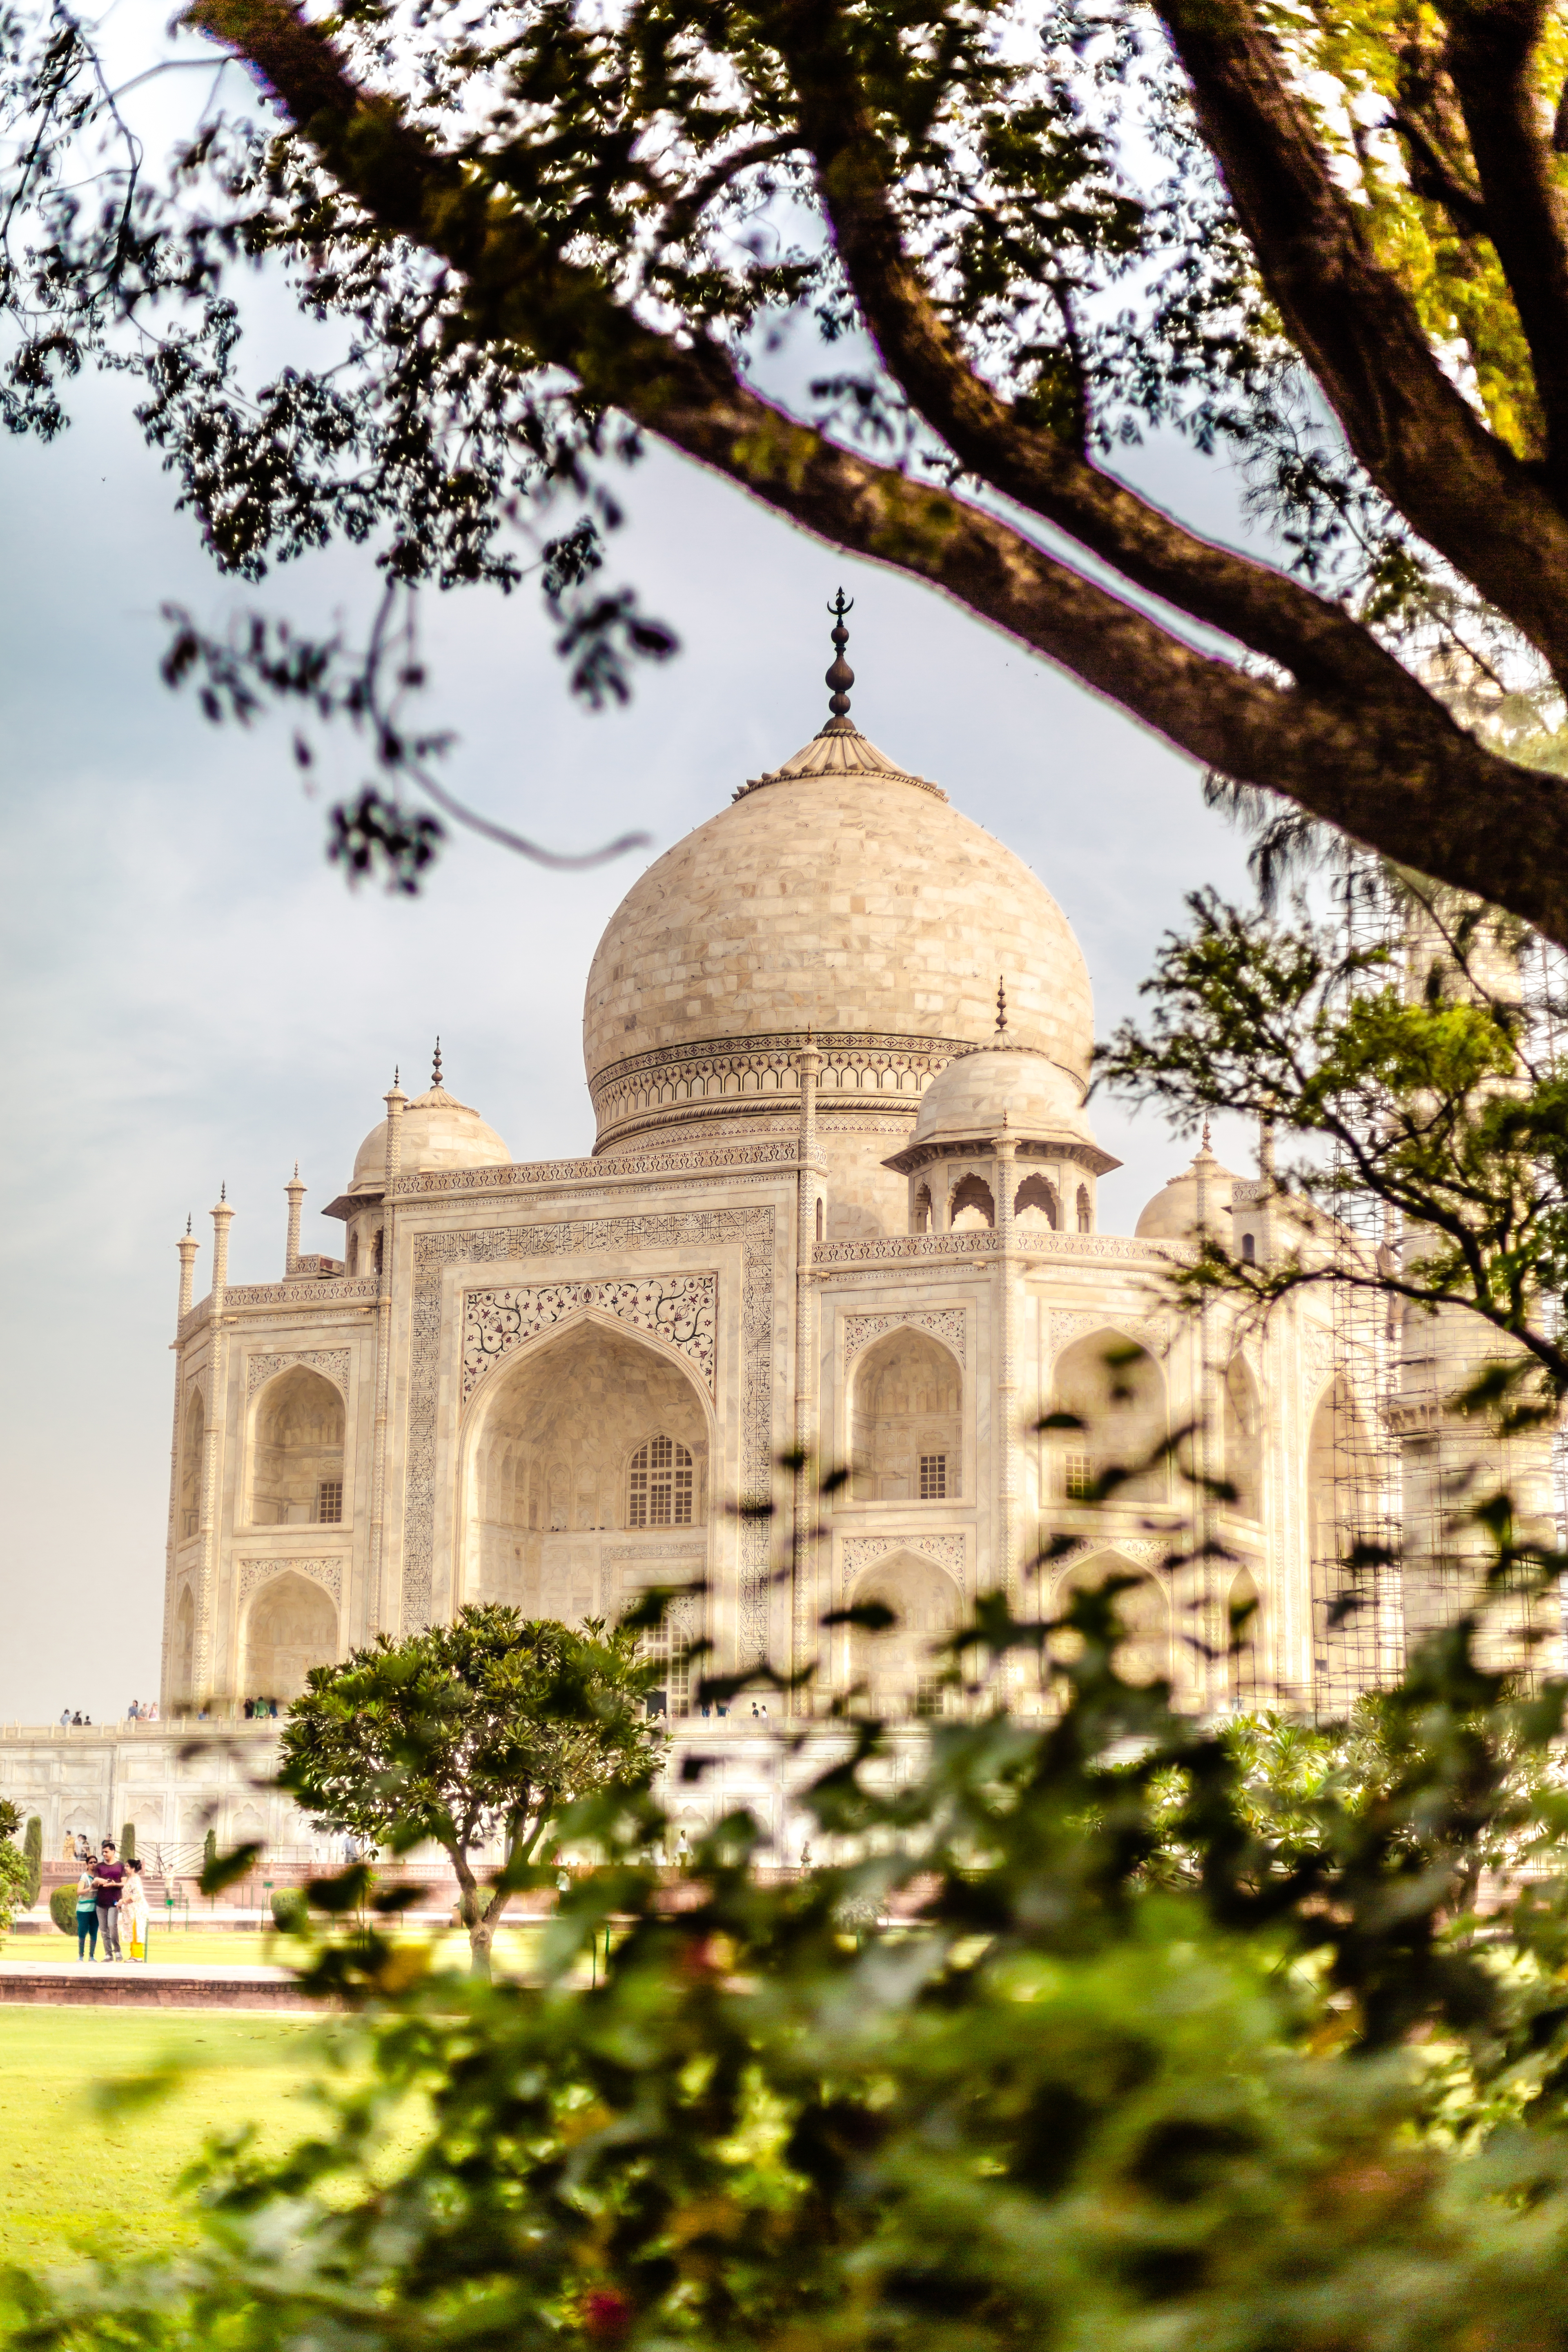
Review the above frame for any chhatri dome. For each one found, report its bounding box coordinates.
[583,598,1095,1220]
[345,1042,511,1196]
[1134,1131,1238,1241]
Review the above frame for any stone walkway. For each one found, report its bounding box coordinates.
[0,1957,327,2009]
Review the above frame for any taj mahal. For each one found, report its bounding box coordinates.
[5,619,1543,1865]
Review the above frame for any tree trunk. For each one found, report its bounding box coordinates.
[446,1845,492,1980]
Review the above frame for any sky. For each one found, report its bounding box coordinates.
[0,216,1267,1726]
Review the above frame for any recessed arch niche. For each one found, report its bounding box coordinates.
[243,1570,337,1700]
[1052,1333,1168,1503]
[849,1549,962,1715]
[1056,1550,1171,1686]
[1014,1173,1059,1230]
[850,1327,962,1502]
[949,1173,994,1231]
[465,1316,712,1623]
[1223,1356,1263,1521]
[172,1586,196,1705]
[250,1367,345,1527]
[179,1390,205,1541]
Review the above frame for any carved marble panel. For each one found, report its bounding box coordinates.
[842,1307,967,1370]
[840,1532,967,1595]
[246,1348,351,1399]
[462,1273,717,1404]
[237,1556,344,1606]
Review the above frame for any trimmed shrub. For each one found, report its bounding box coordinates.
[120,1820,136,1862]
[270,1887,308,1933]
[203,1826,217,1873]
[22,1816,41,1907]
[48,1886,76,1935]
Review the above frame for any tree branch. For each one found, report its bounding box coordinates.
[1441,0,1568,492]
[183,0,1568,946]
[1156,0,1568,679]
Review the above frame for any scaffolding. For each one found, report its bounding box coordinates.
[1311,864,1564,1709]
[1311,857,1405,1715]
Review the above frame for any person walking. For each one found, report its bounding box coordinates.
[92,1839,124,1961]
[74,1864,98,1959]
[120,1859,149,1961]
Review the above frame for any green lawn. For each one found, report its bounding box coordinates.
[0,2008,337,2271]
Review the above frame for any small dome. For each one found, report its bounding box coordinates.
[908,1046,1096,1153]
[1134,1140,1237,1240]
[349,1082,511,1195]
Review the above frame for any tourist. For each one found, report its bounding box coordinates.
[126,1699,140,1721]
[74,1862,98,1959]
[144,1699,158,1721]
[243,1698,254,1719]
[70,1711,81,1726]
[120,1859,149,1961]
[92,1838,124,1961]
[58,1708,69,1727]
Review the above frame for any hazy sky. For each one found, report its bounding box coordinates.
[0,330,1263,1722]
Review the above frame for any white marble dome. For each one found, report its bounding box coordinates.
[1134,1140,1238,1241]
[909,1045,1097,1152]
[582,720,1093,1116]
[348,1082,511,1196]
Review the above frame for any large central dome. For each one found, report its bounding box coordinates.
[584,715,1093,1187]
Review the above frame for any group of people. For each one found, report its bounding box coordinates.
[72,1837,149,1960]
[242,1697,281,1719]
[57,1709,93,1726]
[125,1698,160,1721]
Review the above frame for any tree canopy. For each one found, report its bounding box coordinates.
[8,1,1568,913]
[278,1604,666,1971]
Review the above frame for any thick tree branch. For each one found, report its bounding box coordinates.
[1390,104,1489,237]
[1441,0,1568,491]
[773,0,1455,715]
[185,0,1568,946]
[1156,0,1568,682]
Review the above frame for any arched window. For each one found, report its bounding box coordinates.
[1076,1185,1092,1233]
[250,1367,345,1528]
[912,1183,932,1235]
[1223,1356,1263,1521]
[1014,1174,1058,1230]
[179,1390,205,1541]
[1051,1335,1167,1503]
[1228,1568,1263,1708]
[851,1329,962,1502]
[949,1174,994,1231]
[1241,1231,1256,1263]
[629,1434,695,1528]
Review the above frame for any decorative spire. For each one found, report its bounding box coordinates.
[293,1160,299,1180]
[432,1036,443,1090]
[995,974,1008,1035]
[185,1213,192,1237]
[1200,1117,1213,1154]
[220,1180,227,1203]
[824,589,855,728]
[394,1065,400,1088]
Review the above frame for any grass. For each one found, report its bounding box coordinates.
[0,2008,336,2271]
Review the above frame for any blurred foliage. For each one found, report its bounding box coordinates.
[9,1579,1568,2347]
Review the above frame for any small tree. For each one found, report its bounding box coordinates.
[21,1815,42,1909]
[120,1821,136,1864]
[278,1604,665,1976]
[203,1826,217,1876]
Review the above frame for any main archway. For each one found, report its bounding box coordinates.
[463,1317,713,1641]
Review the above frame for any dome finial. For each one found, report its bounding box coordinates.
[432,1035,443,1090]
[996,974,1008,1035]
[1200,1116,1213,1154]
[824,588,855,728]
